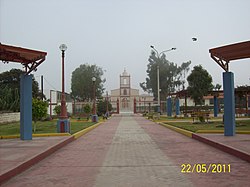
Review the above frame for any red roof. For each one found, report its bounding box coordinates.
[0,43,47,74]
[209,41,250,71]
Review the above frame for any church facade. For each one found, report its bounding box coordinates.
[110,69,154,113]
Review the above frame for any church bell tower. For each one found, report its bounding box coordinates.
[120,69,131,110]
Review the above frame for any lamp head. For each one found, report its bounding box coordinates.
[150,45,154,49]
[92,77,96,82]
[59,44,67,51]
[172,48,176,50]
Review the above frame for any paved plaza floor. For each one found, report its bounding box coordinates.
[1,115,250,186]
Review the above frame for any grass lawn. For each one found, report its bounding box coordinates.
[157,116,192,121]
[0,120,96,136]
[163,120,250,132]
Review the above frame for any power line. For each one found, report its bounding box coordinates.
[44,77,58,91]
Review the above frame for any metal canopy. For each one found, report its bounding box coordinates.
[209,41,250,72]
[0,43,47,74]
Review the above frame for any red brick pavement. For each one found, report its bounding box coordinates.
[135,116,250,187]
[1,118,120,187]
[2,116,250,187]
[0,136,74,184]
[197,133,250,154]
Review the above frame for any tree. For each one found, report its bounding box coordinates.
[83,103,91,120]
[187,65,213,106]
[214,84,222,91]
[53,105,61,116]
[0,69,43,112]
[0,86,19,112]
[180,61,192,90]
[235,85,250,113]
[71,64,105,101]
[32,98,48,132]
[140,51,191,100]
[97,100,112,116]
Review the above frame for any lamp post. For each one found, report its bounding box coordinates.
[106,91,109,118]
[157,65,160,113]
[57,44,70,133]
[92,77,98,122]
[150,45,176,113]
[59,44,68,119]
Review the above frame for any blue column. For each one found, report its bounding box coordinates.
[167,97,172,117]
[248,96,250,117]
[214,96,218,117]
[20,74,33,140]
[223,72,235,136]
[175,98,180,116]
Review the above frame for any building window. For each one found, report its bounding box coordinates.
[123,89,127,95]
[124,78,127,85]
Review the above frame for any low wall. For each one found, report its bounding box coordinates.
[0,112,20,124]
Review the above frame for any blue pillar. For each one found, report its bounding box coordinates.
[175,98,180,116]
[248,96,250,117]
[20,74,33,140]
[167,97,172,117]
[223,72,235,136]
[214,96,218,117]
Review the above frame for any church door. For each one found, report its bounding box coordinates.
[121,98,129,110]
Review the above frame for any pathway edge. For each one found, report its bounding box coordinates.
[0,122,104,185]
[157,121,250,163]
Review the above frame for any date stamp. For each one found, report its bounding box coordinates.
[181,163,231,173]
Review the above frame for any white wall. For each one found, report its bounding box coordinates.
[0,112,20,124]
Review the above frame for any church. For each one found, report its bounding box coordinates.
[109,69,154,114]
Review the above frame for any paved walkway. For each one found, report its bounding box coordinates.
[0,136,74,184]
[1,115,250,186]
[197,133,250,154]
[94,116,192,187]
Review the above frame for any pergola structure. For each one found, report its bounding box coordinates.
[210,41,250,72]
[209,40,250,136]
[0,43,47,140]
[0,43,47,74]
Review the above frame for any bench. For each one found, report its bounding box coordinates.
[147,113,160,120]
[191,111,210,123]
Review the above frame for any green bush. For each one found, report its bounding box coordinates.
[199,115,205,123]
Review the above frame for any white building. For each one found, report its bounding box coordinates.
[48,90,73,116]
[110,69,154,113]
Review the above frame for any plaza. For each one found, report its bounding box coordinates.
[1,1,250,186]
[1,114,250,186]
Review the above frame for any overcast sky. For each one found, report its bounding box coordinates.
[1,0,250,97]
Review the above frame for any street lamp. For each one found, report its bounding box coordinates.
[150,46,176,58]
[150,45,176,113]
[59,44,67,119]
[106,91,109,118]
[57,44,70,133]
[92,77,98,122]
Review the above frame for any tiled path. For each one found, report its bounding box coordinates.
[135,116,250,187]
[1,115,250,187]
[93,116,192,187]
